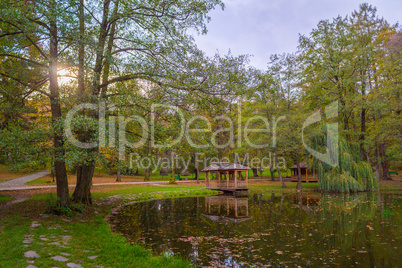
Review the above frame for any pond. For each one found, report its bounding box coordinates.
[109,192,401,267]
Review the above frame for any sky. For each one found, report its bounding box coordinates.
[192,0,402,70]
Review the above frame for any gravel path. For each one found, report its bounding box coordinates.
[0,170,50,188]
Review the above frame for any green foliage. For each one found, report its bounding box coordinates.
[45,194,85,217]
[314,139,378,193]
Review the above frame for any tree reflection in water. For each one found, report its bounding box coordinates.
[109,192,401,267]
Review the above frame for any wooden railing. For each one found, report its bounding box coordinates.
[206,180,247,189]
[290,174,318,181]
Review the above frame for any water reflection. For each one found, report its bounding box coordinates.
[109,192,401,267]
[203,196,250,224]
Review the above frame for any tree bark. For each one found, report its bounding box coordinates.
[77,0,85,96]
[252,168,258,177]
[49,9,69,205]
[269,167,275,181]
[73,164,94,204]
[360,107,367,161]
[274,150,287,188]
[73,0,111,204]
[116,162,121,182]
[144,168,150,181]
[375,143,382,181]
[380,143,390,180]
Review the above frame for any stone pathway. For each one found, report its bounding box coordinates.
[0,170,50,188]
[22,219,97,268]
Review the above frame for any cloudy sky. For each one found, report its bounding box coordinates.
[192,0,401,70]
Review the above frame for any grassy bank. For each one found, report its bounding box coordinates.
[0,185,216,268]
[0,194,13,204]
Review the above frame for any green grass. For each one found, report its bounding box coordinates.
[93,185,212,198]
[0,217,30,267]
[0,214,189,267]
[0,186,217,267]
[0,194,13,204]
[27,185,216,202]
[26,177,54,185]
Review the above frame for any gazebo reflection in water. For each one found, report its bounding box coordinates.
[202,195,251,224]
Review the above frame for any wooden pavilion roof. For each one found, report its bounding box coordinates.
[201,162,250,172]
[289,161,308,169]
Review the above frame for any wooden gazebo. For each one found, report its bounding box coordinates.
[290,161,317,182]
[202,162,249,193]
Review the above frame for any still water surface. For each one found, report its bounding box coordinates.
[110,192,401,267]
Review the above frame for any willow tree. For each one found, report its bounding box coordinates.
[309,127,378,193]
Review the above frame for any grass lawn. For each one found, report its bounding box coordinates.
[0,194,13,204]
[0,185,217,267]
[26,174,148,186]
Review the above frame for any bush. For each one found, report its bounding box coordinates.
[45,194,85,217]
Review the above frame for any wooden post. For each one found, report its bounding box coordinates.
[218,171,220,188]
[226,171,229,189]
[245,170,248,187]
[234,170,237,189]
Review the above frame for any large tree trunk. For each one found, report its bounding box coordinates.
[360,107,368,161]
[116,162,121,182]
[375,142,382,181]
[296,153,302,190]
[49,11,69,205]
[274,149,287,188]
[252,168,258,177]
[73,163,94,204]
[77,0,85,97]
[380,144,391,180]
[73,0,112,204]
[269,167,275,181]
[144,168,150,181]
